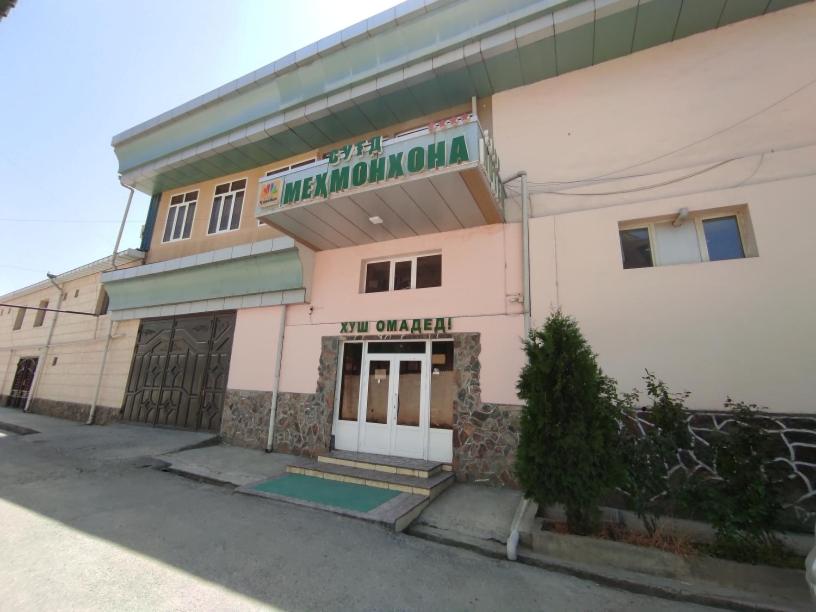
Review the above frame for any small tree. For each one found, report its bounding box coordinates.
[516,311,623,535]
[619,373,692,536]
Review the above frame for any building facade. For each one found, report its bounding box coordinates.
[99,0,814,487]
[0,251,144,423]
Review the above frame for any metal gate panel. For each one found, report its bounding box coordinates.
[122,312,235,431]
[9,357,38,408]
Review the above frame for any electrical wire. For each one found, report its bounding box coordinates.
[511,73,816,189]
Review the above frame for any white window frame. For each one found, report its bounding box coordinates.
[362,252,441,293]
[161,190,198,243]
[207,178,247,236]
[619,206,755,268]
[265,157,317,179]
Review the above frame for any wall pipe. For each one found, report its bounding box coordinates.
[87,181,134,425]
[266,304,288,452]
[24,275,64,412]
[501,170,532,561]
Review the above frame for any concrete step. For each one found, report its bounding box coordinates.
[317,450,448,478]
[289,458,455,499]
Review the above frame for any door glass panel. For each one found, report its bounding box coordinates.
[430,341,454,429]
[365,360,390,424]
[367,341,425,354]
[394,260,412,290]
[338,343,362,421]
[396,360,421,427]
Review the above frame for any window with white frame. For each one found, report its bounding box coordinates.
[207,179,246,234]
[265,157,317,178]
[162,190,198,242]
[363,254,442,293]
[619,206,756,270]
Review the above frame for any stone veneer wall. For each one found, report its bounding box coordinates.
[627,410,816,532]
[220,389,273,449]
[451,333,521,487]
[273,337,340,457]
[27,398,120,425]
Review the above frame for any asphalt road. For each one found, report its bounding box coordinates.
[0,416,718,611]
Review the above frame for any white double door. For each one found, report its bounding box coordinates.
[357,353,428,459]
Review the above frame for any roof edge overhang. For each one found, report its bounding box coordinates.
[113,0,811,195]
[0,249,145,303]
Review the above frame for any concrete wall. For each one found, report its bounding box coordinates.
[0,267,140,417]
[227,223,525,406]
[492,3,816,412]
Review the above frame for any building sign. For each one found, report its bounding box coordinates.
[258,177,283,207]
[256,117,501,212]
[339,317,453,334]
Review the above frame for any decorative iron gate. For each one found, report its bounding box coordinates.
[9,357,38,408]
[122,312,235,431]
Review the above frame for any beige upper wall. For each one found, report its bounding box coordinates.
[490,3,816,412]
[0,263,141,409]
[146,101,486,264]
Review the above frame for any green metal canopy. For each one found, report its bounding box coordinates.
[112,0,809,195]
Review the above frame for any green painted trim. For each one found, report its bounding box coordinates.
[105,249,303,311]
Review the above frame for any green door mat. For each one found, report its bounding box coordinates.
[252,474,400,513]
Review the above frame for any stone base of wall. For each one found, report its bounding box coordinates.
[454,402,521,487]
[0,395,11,407]
[27,398,120,425]
[220,389,273,449]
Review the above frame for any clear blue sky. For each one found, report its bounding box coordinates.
[0,0,399,295]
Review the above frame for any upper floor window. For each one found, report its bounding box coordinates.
[162,190,198,242]
[619,206,755,270]
[363,254,442,293]
[208,179,246,235]
[12,307,26,331]
[33,300,48,327]
[265,158,316,178]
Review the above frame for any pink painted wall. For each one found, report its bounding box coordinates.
[228,224,526,406]
[227,305,284,392]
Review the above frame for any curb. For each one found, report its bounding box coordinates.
[407,524,805,612]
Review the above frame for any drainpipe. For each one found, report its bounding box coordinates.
[501,170,532,561]
[502,171,531,336]
[265,304,288,452]
[24,274,64,412]
[86,180,134,425]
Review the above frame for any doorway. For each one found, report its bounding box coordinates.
[333,340,454,462]
[9,357,38,408]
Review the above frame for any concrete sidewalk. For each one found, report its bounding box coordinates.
[0,406,218,462]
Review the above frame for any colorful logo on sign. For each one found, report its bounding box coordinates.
[259,178,283,207]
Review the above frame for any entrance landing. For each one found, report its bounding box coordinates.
[237,451,454,531]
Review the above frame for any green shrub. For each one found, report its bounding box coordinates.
[685,399,786,562]
[619,373,692,536]
[515,311,623,535]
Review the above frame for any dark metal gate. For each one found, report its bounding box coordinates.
[9,357,38,408]
[122,312,235,431]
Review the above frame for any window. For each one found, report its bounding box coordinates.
[33,300,48,327]
[208,179,246,234]
[363,254,442,293]
[13,307,26,330]
[163,190,198,242]
[265,157,317,178]
[619,207,755,270]
[95,288,110,316]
